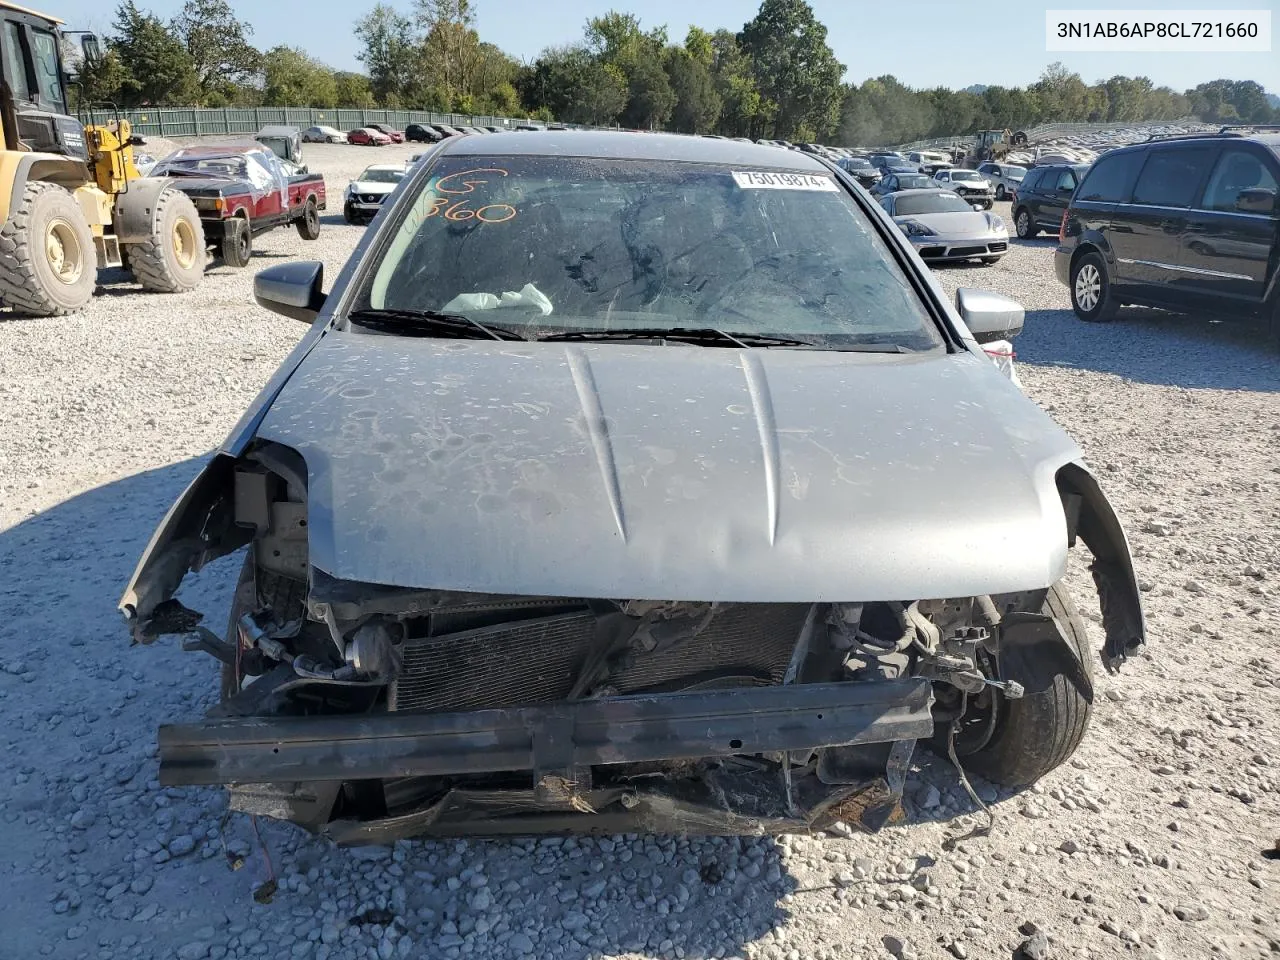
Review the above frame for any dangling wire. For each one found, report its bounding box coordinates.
[250,815,278,904]
[942,691,996,852]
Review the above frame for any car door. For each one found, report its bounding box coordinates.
[1108,146,1214,292]
[246,152,286,223]
[1033,167,1077,228]
[1177,145,1279,308]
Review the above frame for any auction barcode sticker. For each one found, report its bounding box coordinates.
[732,171,837,191]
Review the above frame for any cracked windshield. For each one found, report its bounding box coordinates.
[361,156,942,349]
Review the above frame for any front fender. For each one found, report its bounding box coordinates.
[118,454,248,639]
[1056,462,1146,671]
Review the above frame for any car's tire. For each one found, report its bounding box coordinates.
[295,198,321,240]
[1014,207,1037,238]
[0,180,97,316]
[940,582,1094,787]
[221,217,252,268]
[128,187,206,293]
[1070,251,1119,322]
[995,184,1006,200]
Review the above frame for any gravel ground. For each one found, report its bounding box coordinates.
[1,144,1278,960]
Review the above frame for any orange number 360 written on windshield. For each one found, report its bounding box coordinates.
[411,167,518,226]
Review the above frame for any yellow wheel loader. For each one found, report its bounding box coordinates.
[0,1,204,316]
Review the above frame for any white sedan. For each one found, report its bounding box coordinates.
[302,125,348,144]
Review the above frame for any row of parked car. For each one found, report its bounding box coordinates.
[865,124,1280,340]
[302,120,566,147]
[836,150,1019,211]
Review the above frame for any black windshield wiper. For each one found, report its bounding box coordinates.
[539,327,813,348]
[346,308,528,341]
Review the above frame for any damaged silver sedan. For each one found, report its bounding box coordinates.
[120,132,1144,843]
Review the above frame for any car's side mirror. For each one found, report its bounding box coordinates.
[254,261,326,324]
[1236,187,1277,214]
[955,287,1025,344]
[971,203,984,211]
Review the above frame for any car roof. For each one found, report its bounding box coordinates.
[890,188,961,198]
[437,130,830,170]
[360,164,407,172]
[163,144,264,158]
[1108,131,1280,157]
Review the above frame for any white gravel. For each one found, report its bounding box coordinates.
[2,145,1278,960]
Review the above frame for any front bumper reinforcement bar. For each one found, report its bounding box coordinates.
[159,679,934,786]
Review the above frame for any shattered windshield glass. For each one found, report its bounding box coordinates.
[359,156,942,349]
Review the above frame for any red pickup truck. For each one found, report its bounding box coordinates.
[150,145,326,267]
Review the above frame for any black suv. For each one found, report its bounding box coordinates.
[1055,128,1280,328]
[1010,163,1091,238]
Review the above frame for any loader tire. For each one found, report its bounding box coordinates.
[128,188,205,293]
[0,180,96,316]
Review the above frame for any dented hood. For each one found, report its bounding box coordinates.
[252,334,1080,602]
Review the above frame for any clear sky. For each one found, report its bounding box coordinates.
[57,0,1279,94]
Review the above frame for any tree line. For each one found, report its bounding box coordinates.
[74,0,1279,145]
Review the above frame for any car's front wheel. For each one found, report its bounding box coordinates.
[1070,251,1119,322]
[936,582,1094,787]
[1014,207,1037,238]
[995,184,1006,200]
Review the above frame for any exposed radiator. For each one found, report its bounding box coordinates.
[610,603,809,693]
[389,611,597,713]
[388,602,810,714]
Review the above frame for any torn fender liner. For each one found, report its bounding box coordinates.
[158,679,934,787]
[1056,462,1146,670]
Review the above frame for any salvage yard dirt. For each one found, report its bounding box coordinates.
[0,143,1277,960]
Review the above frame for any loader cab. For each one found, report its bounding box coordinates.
[0,2,86,159]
